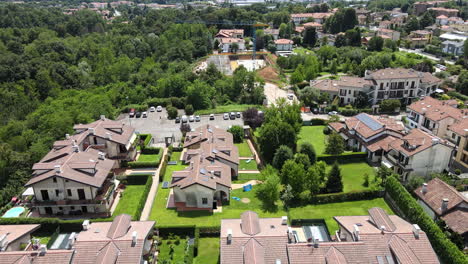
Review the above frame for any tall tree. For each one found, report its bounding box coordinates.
[303,27,317,48]
[325,162,343,193]
[325,132,344,155]
[299,142,317,164]
[281,160,306,195]
[272,145,294,170]
[368,36,384,51]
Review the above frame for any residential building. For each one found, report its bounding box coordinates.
[376,28,401,41]
[291,13,332,24]
[447,118,468,173]
[442,40,465,56]
[414,178,468,244]
[408,30,433,48]
[216,29,244,39]
[264,28,279,40]
[0,214,155,264]
[169,125,239,212]
[382,128,453,180]
[309,79,339,100]
[335,76,374,105]
[72,116,137,161]
[428,7,459,17]
[358,14,367,25]
[26,146,118,216]
[406,96,462,138]
[436,15,465,25]
[414,1,449,15]
[302,22,323,31]
[0,225,40,252]
[329,113,405,163]
[274,39,293,54]
[218,38,246,53]
[220,209,440,263]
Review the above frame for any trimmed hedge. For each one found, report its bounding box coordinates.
[310,189,383,204]
[159,154,169,182]
[126,174,153,185]
[132,174,152,221]
[303,118,326,126]
[139,134,153,150]
[385,177,468,264]
[157,225,196,237]
[447,91,468,101]
[121,104,148,113]
[0,217,113,233]
[317,152,367,164]
[141,147,160,154]
[128,160,160,168]
[339,108,372,116]
[194,227,200,257]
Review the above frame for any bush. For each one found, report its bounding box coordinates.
[323,126,330,135]
[133,174,152,221]
[157,225,196,237]
[128,161,160,168]
[294,189,383,205]
[121,104,148,113]
[125,174,153,185]
[303,119,326,126]
[194,228,200,256]
[385,177,468,264]
[227,125,244,143]
[317,152,367,164]
[380,99,401,113]
[141,147,161,155]
[167,106,178,119]
[185,104,194,115]
[159,155,169,182]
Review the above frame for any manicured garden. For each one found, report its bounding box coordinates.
[112,184,147,218]
[336,162,376,193]
[137,153,160,162]
[298,126,327,154]
[157,236,189,263]
[194,237,220,264]
[234,141,253,157]
[239,159,258,171]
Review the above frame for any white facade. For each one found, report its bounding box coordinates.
[365,73,422,105]
[173,183,230,209]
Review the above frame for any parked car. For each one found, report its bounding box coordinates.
[223,113,229,120]
[229,112,236,120]
[135,111,142,118]
[181,115,188,123]
[328,111,338,116]
[195,115,201,122]
[209,114,215,120]
[175,116,181,123]
[129,108,135,117]
[236,112,241,118]
[189,115,195,122]
[142,112,147,118]
[156,106,163,112]
[149,106,156,112]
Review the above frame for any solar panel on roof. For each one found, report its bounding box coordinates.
[356,113,383,131]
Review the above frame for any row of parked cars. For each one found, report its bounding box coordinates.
[129,106,163,118]
[175,112,242,123]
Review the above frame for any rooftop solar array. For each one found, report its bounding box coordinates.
[356,113,383,131]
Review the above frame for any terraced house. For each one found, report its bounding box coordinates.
[169,125,239,212]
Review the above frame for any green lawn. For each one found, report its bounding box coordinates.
[337,162,376,193]
[112,184,146,218]
[289,198,393,233]
[194,104,260,115]
[158,238,188,263]
[194,237,220,264]
[234,141,253,157]
[233,173,261,183]
[170,150,182,162]
[239,159,258,171]
[298,126,327,154]
[138,154,160,162]
[31,232,51,246]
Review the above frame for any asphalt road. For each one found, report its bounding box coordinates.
[118,109,243,143]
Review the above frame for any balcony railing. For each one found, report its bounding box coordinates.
[31,199,104,206]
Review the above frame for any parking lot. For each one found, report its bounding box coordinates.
[117,109,244,143]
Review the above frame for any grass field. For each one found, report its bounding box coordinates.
[239,159,258,171]
[233,173,261,183]
[170,150,182,162]
[158,238,188,263]
[338,162,376,193]
[194,237,220,264]
[298,126,327,154]
[112,184,146,218]
[235,141,253,157]
[137,154,160,162]
[194,104,261,115]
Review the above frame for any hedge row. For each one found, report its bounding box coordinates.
[159,154,170,182]
[0,217,113,233]
[293,189,383,206]
[447,91,468,101]
[141,147,160,154]
[125,174,153,185]
[121,104,148,113]
[385,177,468,264]
[128,160,160,168]
[144,97,187,109]
[157,225,196,237]
[139,134,153,149]
[317,152,367,164]
[133,174,153,221]
[303,118,326,126]
[338,108,372,117]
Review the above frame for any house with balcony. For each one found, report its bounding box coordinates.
[406,96,462,137]
[72,115,137,161]
[25,146,118,216]
[376,28,401,41]
[414,178,468,245]
[0,224,40,252]
[328,113,405,163]
[291,13,332,24]
[447,118,468,174]
[382,128,453,180]
[408,30,433,48]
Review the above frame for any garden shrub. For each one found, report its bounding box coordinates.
[159,155,169,182]
[121,104,148,113]
[157,225,196,237]
[141,147,161,154]
[193,227,200,256]
[127,161,160,168]
[133,174,152,221]
[317,152,367,164]
[307,189,383,205]
[303,119,326,126]
[385,177,468,264]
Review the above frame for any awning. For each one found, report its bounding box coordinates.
[382,160,393,169]
[22,187,34,197]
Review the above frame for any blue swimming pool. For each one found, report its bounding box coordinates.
[2,207,25,218]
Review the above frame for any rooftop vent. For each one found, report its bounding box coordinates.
[100,115,106,120]
[412,224,421,239]
[132,231,137,247]
[72,144,79,153]
[54,165,61,174]
[422,183,428,194]
[353,224,360,241]
[65,134,70,139]
[82,220,90,231]
[281,216,288,225]
[105,132,112,140]
[88,127,95,134]
[98,152,105,160]
[39,245,47,256]
[441,198,449,213]
[227,229,232,244]
[313,238,319,248]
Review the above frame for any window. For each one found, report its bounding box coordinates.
[55,189,60,196]
[202,198,208,205]
[71,206,75,210]
[59,207,63,210]
[53,177,57,183]
[67,189,72,197]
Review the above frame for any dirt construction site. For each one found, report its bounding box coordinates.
[196,53,270,75]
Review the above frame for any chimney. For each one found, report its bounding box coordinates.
[227,229,232,244]
[276,260,282,264]
[412,224,421,239]
[313,238,319,248]
[441,198,449,213]
[287,227,294,243]
[281,216,288,225]
[98,152,105,160]
[54,165,61,174]
[65,134,70,139]
[82,220,90,231]
[39,245,47,256]
[68,232,76,248]
[100,115,105,120]
[88,127,95,134]
[72,144,79,153]
[132,231,137,246]
[380,225,386,233]
[353,224,360,241]
[422,183,428,194]
[105,132,112,140]
[431,138,439,145]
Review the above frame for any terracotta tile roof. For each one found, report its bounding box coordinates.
[107,214,132,239]
[337,76,373,88]
[264,28,279,35]
[310,79,339,93]
[388,235,422,264]
[26,148,116,188]
[0,225,40,250]
[241,211,261,235]
[437,15,448,19]
[217,29,244,38]
[0,250,74,264]
[368,68,422,80]
[243,238,265,264]
[287,242,370,263]
[73,118,135,147]
[328,122,344,132]
[389,128,448,157]
[448,118,468,136]
[95,242,120,264]
[324,246,347,263]
[184,125,233,148]
[291,13,332,19]
[441,210,468,234]
[303,22,322,28]
[414,178,468,216]
[408,96,464,122]
[219,38,245,44]
[366,135,398,152]
[420,72,441,85]
[274,39,293,45]
[368,207,397,232]
[295,26,305,33]
[344,113,405,139]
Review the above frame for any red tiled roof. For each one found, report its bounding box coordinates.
[344,113,405,139]
[107,214,132,239]
[448,118,468,136]
[328,122,344,132]
[408,96,464,122]
[369,207,397,232]
[366,135,398,152]
[414,178,467,216]
[0,225,40,249]
[243,238,264,264]
[389,128,448,157]
[441,210,468,235]
[368,68,421,80]
[274,39,293,45]
[0,250,74,264]
[241,211,261,236]
[73,118,135,147]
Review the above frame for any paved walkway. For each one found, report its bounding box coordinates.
[140,147,168,221]
[239,170,261,174]
[232,180,262,190]
[246,139,261,165]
